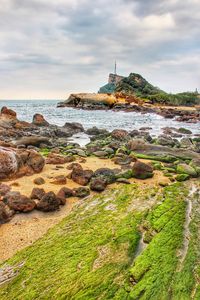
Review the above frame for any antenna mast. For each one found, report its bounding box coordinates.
[114,60,117,75]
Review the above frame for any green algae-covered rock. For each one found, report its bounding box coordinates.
[176,174,190,181]
[176,163,197,177]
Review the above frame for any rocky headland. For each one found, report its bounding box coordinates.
[58,72,200,123]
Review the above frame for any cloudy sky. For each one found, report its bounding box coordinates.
[0,0,200,99]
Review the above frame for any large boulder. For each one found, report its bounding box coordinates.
[0,146,45,180]
[0,147,19,179]
[127,140,200,161]
[132,160,154,179]
[37,192,60,212]
[3,191,36,212]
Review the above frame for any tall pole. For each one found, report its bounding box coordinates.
[114,60,117,75]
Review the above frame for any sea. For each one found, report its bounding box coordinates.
[0,100,199,138]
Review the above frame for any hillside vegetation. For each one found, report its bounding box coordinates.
[99,73,200,106]
[1,181,200,299]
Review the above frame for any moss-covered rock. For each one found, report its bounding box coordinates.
[176,163,197,177]
[176,173,190,181]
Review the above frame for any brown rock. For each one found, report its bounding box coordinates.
[90,178,107,192]
[111,129,129,140]
[67,163,82,171]
[0,183,11,196]
[34,177,45,185]
[46,153,75,164]
[0,147,19,179]
[4,191,36,212]
[30,188,45,200]
[132,160,154,179]
[56,187,74,205]
[71,168,93,186]
[50,175,67,185]
[1,106,17,117]
[32,114,49,126]
[37,191,60,212]
[26,150,45,173]
[0,202,14,224]
[73,187,90,198]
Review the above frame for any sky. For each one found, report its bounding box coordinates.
[0,0,200,100]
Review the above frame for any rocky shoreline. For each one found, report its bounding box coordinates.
[58,93,200,123]
[0,105,200,226]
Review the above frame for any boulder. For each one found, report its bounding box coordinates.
[71,167,93,186]
[132,161,154,179]
[116,178,131,184]
[34,177,45,185]
[176,163,197,177]
[15,136,51,147]
[0,147,19,179]
[56,187,74,205]
[0,202,13,224]
[178,128,192,135]
[37,192,60,212]
[63,122,84,134]
[190,159,200,175]
[92,168,116,184]
[73,187,90,198]
[111,129,129,140]
[90,178,107,192]
[127,140,200,161]
[46,153,75,164]
[32,114,49,126]
[26,150,45,173]
[0,183,11,197]
[0,146,45,180]
[30,188,45,200]
[50,175,67,185]
[156,135,176,147]
[113,156,133,165]
[3,191,36,212]
[86,127,108,136]
[93,151,108,158]
[67,163,82,171]
[1,106,16,117]
[176,174,190,182]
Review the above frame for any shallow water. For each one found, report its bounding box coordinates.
[0,100,199,136]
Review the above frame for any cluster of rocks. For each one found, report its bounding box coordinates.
[0,155,154,224]
[0,146,45,180]
[0,106,84,149]
[157,108,200,123]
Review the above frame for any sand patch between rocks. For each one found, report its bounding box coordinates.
[0,157,169,262]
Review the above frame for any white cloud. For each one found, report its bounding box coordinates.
[0,0,199,99]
